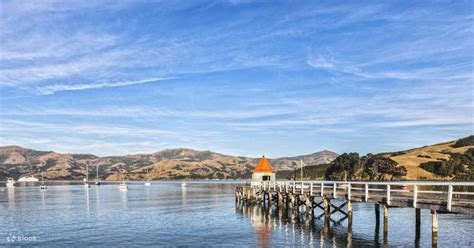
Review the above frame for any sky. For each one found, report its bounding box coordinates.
[0,0,473,157]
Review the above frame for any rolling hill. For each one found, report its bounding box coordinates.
[323,135,474,181]
[0,146,338,181]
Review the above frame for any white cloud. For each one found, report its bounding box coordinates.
[35,77,170,95]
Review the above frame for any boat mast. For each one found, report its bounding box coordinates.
[96,165,99,181]
[86,164,89,182]
[300,159,303,182]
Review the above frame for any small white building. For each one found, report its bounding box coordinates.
[251,155,276,187]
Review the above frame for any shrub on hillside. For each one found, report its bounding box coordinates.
[452,135,474,148]
[325,153,406,181]
[419,148,474,179]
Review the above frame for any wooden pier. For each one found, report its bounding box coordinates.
[235,180,474,246]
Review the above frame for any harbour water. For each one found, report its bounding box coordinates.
[1,181,473,247]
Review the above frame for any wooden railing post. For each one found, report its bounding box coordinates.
[365,184,369,202]
[321,183,324,197]
[301,181,304,194]
[310,183,313,196]
[348,183,351,200]
[386,184,391,205]
[333,182,337,198]
[293,181,296,194]
[447,184,453,211]
[413,185,418,208]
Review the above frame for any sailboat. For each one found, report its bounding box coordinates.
[118,174,128,190]
[95,165,101,185]
[295,160,309,189]
[6,178,15,188]
[40,172,47,190]
[84,164,90,188]
[144,168,151,186]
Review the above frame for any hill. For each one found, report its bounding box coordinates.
[324,135,474,181]
[0,146,338,181]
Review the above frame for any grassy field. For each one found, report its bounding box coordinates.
[386,141,473,180]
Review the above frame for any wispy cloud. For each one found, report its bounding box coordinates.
[35,77,171,95]
[0,1,472,156]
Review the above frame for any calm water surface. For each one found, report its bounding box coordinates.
[1,181,473,247]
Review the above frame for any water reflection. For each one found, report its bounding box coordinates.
[95,186,100,216]
[85,187,90,216]
[120,189,128,209]
[235,201,386,248]
[41,189,45,211]
[7,187,15,210]
[181,186,187,206]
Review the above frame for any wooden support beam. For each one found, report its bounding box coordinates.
[375,203,380,227]
[432,209,438,247]
[415,208,421,239]
[348,200,353,229]
[330,202,348,216]
[383,204,389,238]
[323,196,330,218]
[313,200,325,211]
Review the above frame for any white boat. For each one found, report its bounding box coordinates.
[95,165,101,186]
[18,176,39,182]
[144,182,151,186]
[181,183,187,188]
[118,182,128,190]
[40,172,47,190]
[118,174,128,190]
[6,178,15,188]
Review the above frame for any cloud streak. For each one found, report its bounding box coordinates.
[35,77,171,95]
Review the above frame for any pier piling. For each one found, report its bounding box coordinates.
[383,204,389,238]
[236,180,474,246]
[431,209,438,247]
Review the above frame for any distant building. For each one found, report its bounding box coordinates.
[251,155,276,187]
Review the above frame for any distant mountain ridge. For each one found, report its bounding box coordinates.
[0,146,339,181]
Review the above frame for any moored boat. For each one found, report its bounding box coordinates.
[6,178,15,188]
[40,172,47,190]
[118,174,128,190]
[118,182,128,190]
[144,168,151,186]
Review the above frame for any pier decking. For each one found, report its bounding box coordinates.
[236,180,474,246]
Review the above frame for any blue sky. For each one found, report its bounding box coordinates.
[0,0,472,157]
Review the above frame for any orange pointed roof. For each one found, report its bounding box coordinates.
[253,155,275,173]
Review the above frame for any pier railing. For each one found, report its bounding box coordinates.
[252,180,474,214]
